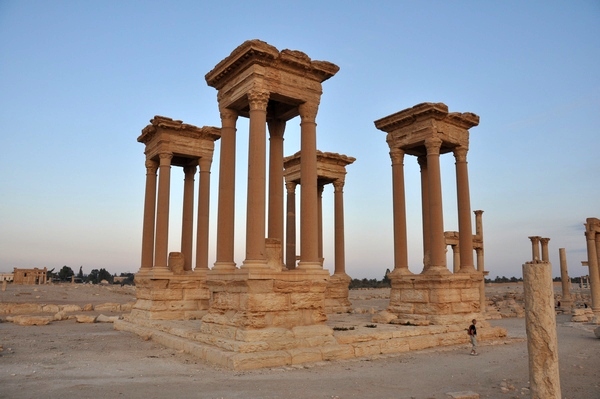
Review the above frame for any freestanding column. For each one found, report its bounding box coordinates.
[297,102,321,269]
[317,184,324,263]
[418,156,431,271]
[267,119,286,261]
[540,237,550,262]
[424,137,447,273]
[454,146,475,272]
[451,245,460,273]
[214,108,238,270]
[140,160,158,270]
[333,180,346,275]
[181,165,196,271]
[285,182,297,270]
[154,152,173,270]
[529,236,541,261]
[474,210,486,312]
[522,260,561,399]
[195,157,212,270]
[242,89,270,268]
[389,148,410,274]
[585,230,600,315]
[558,248,573,309]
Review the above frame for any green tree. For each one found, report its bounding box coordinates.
[77,266,83,280]
[98,268,113,284]
[87,269,99,284]
[58,265,74,281]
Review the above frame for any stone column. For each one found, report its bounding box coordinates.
[540,237,550,262]
[529,236,541,261]
[585,230,600,315]
[558,248,573,309]
[154,152,173,270]
[267,119,286,263]
[451,245,460,273]
[596,232,600,284]
[140,160,158,271]
[242,89,270,268]
[522,260,561,399]
[418,156,431,271]
[181,165,196,271]
[214,108,238,270]
[475,210,486,312]
[297,102,321,269]
[423,137,447,274]
[454,146,475,272]
[285,181,297,270]
[333,180,346,275]
[389,147,409,274]
[195,157,212,270]
[317,183,324,263]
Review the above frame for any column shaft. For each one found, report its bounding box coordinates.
[333,180,346,275]
[390,148,409,273]
[317,184,324,263]
[298,102,321,269]
[267,119,285,261]
[181,165,196,271]
[454,147,475,272]
[243,89,269,267]
[558,248,572,305]
[424,138,447,273]
[529,236,541,261]
[285,182,297,269]
[214,108,238,269]
[585,231,600,315]
[195,157,212,269]
[154,153,173,270]
[541,238,551,262]
[140,160,158,270]
[418,156,431,271]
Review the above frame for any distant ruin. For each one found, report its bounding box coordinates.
[12,267,47,285]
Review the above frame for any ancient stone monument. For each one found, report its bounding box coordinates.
[283,150,355,313]
[374,102,484,325]
[558,248,573,310]
[584,217,600,316]
[12,267,47,285]
[133,116,220,320]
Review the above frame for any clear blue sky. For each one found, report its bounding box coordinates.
[1,1,598,279]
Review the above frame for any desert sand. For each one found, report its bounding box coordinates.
[0,283,598,399]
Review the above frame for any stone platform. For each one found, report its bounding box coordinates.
[114,314,507,370]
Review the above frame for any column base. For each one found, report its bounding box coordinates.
[297,261,322,270]
[212,261,237,270]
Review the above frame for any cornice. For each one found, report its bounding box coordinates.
[138,116,221,143]
[374,102,479,132]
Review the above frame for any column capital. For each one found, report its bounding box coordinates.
[219,107,238,125]
[145,159,158,173]
[248,89,270,111]
[285,181,297,193]
[298,102,319,123]
[585,230,596,241]
[389,147,405,164]
[183,165,197,175]
[453,146,468,162]
[424,137,443,155]
[333,179,345,192]
[529,235,541,243]
[540,237,551,244]
[159,152,173,165]
[474,209,484,216]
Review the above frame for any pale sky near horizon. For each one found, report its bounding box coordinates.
[1,1,598,280]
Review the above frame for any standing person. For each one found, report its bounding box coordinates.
[468,319,478,355]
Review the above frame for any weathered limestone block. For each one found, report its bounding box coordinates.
[293,324,333,338]
[353,341,382,357]
[75,314,97,323]
[400,289,429,303]
[414,302,452,315]
[371,310,398,324]
[236,327,294,342]
[60,304,82,313]
[321,344,355,361]
[83,303,93,311]
[380,338,410,354]
[7,315,53,326]
[460,287,481,302]
[121,302,134,312]
[168,252,185,274]
[246,293,290,312]
[429,288,461,303]
[571,315,588,322]
[446,392,480,399]
[211,292,241,310]
[289,348,323,365]
[136,287,184,301]
[229,351,291,371]
[96,314,121,323]
[290,292,324,310]
[182,288,210,301]
[0,303,41,314]
[167,300,199,312]
[94,303,121,312]
[407,334,438,350]
[41,304,60,313]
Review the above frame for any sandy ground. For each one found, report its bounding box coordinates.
[0,284,598,399]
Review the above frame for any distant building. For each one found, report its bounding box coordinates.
[0,273,14,282]
[13,267,47,285]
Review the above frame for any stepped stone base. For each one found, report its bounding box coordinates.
[325,273,352,314]
[115,314,507,370]
[388,271,484,325]
[131,269,210,320]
